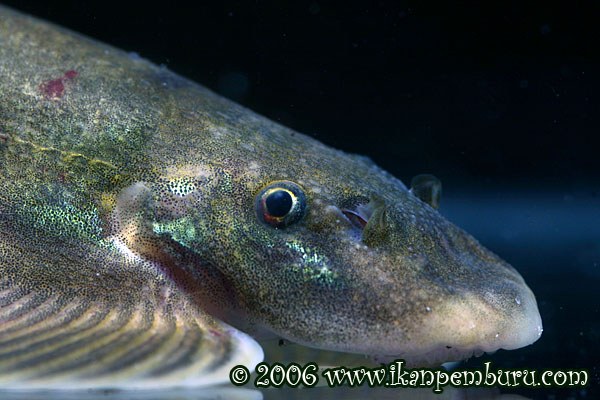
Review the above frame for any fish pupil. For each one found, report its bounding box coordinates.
[265,190,293,217]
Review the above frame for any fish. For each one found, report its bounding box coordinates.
[0,5,542,389]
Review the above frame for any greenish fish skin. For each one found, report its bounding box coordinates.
[0,5,541,385]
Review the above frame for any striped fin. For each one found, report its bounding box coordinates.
[0,278,262,389]
[0,225,262,389]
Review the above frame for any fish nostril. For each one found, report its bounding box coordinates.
[341,209,368,230]
[340,198,384,233]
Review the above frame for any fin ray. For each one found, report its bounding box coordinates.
[0,219,263,388]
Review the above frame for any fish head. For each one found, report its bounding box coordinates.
[142,119,542,367]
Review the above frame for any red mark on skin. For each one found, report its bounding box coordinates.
[64,70,78,79]
[40,78,65,98]
[39,70,79,99]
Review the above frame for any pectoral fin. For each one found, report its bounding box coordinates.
[0,286,261,389]
[0,216,262,389]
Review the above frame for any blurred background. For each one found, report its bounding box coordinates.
[3,1,599,398]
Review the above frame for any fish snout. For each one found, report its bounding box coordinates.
[403,272,543,366]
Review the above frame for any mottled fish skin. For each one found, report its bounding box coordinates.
[0,5,541,387]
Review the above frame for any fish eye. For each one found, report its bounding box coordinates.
[256,181,306,228]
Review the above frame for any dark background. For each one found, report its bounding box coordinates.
[3,1,599,399]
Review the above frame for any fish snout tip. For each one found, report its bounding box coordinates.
[416,277,543,365]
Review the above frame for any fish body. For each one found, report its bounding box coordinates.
[0,5,542,388]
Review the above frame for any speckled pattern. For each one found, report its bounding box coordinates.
[0,5,541,387]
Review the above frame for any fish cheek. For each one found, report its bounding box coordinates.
[108,182,247,325]
[242,235,346,339]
